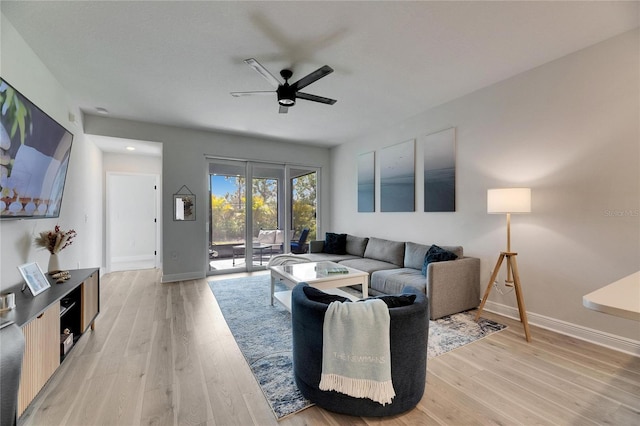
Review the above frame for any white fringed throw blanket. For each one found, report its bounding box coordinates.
[319,299,395,405]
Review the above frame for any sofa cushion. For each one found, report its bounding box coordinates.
[303,286,349,304]
[274,230,284,244]
[339,258,398,275]
[346,235,369,257]
[323,233,347,254]
[371,268,427,295]
[363,237,405,266]
[404,242,430,270]
[422,245,458,275]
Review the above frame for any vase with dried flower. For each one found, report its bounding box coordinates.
[34,225,77,272]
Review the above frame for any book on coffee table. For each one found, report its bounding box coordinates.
[324,266,349,274]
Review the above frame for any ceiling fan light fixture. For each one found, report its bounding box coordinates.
[278,98,295,106]
[277,85,296,106]
[233,59,336,111]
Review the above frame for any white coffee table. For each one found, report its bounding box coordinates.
[270,261,369,311]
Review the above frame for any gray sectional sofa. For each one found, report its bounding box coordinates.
[268,234,480,319]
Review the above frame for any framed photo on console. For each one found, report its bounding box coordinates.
[18,262,50,296]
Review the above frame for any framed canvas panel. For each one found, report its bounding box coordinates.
[357,151,375,212]
[18,262,50,296]
[380,139,415,212]
[423,128,456,212]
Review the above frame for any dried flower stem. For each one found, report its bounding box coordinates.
[34,225,77,254]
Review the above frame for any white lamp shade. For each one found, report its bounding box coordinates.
[487,188,531,213]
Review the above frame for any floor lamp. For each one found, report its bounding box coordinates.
[476,188,532,342]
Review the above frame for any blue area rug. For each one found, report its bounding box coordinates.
[208,274,506,419]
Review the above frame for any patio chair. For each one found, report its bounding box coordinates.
[209,244,219,259]
[290,228,310,254]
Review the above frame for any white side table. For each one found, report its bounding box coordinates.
[583,271,640,321]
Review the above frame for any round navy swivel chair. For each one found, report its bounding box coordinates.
[291,284,429,417]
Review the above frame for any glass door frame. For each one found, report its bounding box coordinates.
[288,166,321,246]
[207,158,249,275]
[247,162,286,272]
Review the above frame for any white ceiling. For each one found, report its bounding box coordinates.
[2,1,638,149]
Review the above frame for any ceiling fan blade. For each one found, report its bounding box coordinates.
[291,65,334,91]
[279,105,289,114]
[296,92,337,105]
[244,58,281,88]
[230,91,274,97]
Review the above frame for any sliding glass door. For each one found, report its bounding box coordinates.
[290,168,318,252]
[208,160,248,273]
[250,164,285,269]
[207,159,320,275]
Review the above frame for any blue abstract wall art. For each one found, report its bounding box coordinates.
[380,139,415,212]
[423,128,456,212]
[357,151,375,212]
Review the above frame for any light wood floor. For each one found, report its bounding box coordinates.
[19,269,640,426]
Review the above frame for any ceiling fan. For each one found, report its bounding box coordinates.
[231,58,337,114]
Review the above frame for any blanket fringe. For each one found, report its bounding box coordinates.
[319,373,395,405]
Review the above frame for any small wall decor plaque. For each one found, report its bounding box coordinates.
[174,185,196,221]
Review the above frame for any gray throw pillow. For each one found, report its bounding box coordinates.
[345,235,369,257]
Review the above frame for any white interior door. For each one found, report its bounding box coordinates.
[107,173,158,272]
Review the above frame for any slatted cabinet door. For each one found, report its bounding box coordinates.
[81,272,99,331]
[18,302,60,416]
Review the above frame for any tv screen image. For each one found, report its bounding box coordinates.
[0,77,73,219]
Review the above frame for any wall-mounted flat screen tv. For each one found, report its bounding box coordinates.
[0,77,73,219]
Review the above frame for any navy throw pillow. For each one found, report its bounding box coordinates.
[303,286,349,304]
[323,232,347,254]
[360,294,417,308]
[422,244,458,276]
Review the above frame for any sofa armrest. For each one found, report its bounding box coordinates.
[309,240,325,253]
[426,257,480,320]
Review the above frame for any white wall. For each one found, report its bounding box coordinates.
[0,14,103,290]
[330,29,639,349]
[83,116,332,282]
[103,152,162,175]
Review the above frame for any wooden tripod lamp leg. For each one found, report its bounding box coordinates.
[475,253,506,321]
[508,255,532,342]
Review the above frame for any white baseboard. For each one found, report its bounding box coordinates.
[110,255,157,272]
[161,271,204,283]
[484,301,640,357]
